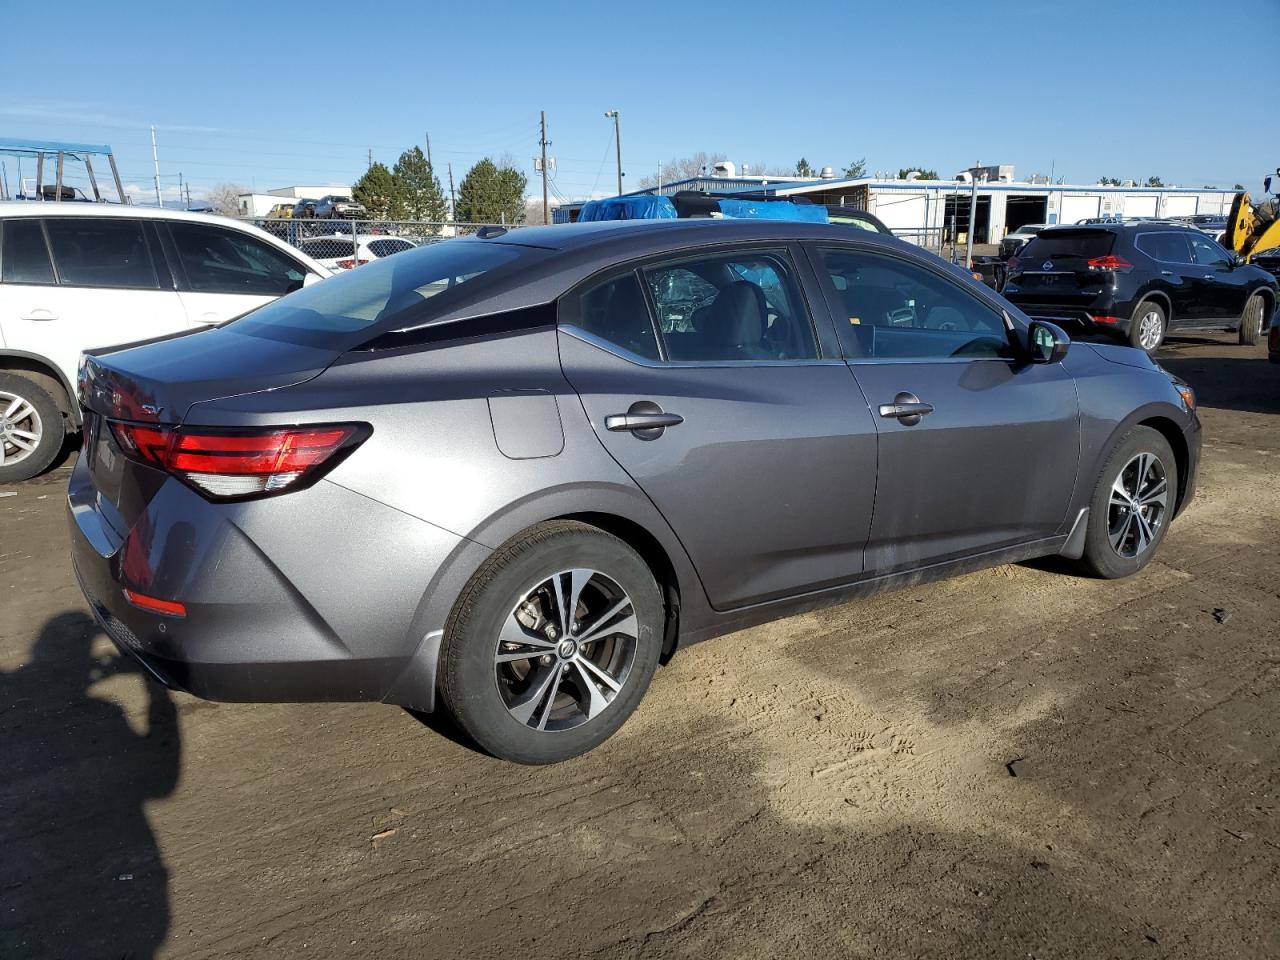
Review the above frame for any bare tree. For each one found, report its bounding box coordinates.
[635,152,727,190]
[524,197,549,225]
[206,182,248,217]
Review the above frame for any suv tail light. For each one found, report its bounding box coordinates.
[1086,254,1133,272]
[1006,254,1021,275]
[109,421,370,501]
[337,258,370,269]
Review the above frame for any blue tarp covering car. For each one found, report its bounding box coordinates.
[714,198,828,223]
[577,195,678,222]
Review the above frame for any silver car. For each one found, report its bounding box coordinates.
[70,219,1201,763]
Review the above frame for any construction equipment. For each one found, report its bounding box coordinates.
[1224,169,1280,261]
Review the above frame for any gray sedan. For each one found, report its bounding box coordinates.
[70,219,1201,763]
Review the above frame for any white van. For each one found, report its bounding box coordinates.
[0,203,329,481]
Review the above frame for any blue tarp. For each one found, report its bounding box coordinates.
[715,199,829,223]
[577,195,678,222]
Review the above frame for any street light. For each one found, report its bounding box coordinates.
[604,110,623,196]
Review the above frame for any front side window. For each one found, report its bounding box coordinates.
[45,218,157,289]
[568,272,661,360]
[643,250,818,361]
[818,246,1013,360]
[1136,232,1192,263]
[169,223,306,296]
[1188,233,1230,267]
[0,220,55,285]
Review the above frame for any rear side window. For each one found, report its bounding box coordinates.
[45,218,157,289]
[368,238,413,258]
[0,220,56,284]
[643,250,818,362]
[299,237,354,260]
[568,272,661,360]
[1021,230,1115,262]
[169,222,306,296]
[1136,232,1192,263]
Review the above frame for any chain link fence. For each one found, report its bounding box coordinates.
[242,216,527,268]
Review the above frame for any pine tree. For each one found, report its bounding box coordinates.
[352,162,397,220]
[457,158,528,225]
[391,146,447,228]
[795,158,814,178]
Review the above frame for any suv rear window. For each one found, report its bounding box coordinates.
[0,220,55,284]
[1020,230,1115,262]
[229,240,534,348]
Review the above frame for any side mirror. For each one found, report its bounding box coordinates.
[1029,320,1070,364]
[1230,253,1245,269]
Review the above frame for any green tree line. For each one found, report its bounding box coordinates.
[352,148,527,228]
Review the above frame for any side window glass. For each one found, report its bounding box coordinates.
[1137,232,1190,263]
[644,251,818,362]
[169,223,306,295]
[45,218,157,289]
[1,220,56,284]
[1189,234,1229,267]
[818,247,1012,360]
[568,272,661,360]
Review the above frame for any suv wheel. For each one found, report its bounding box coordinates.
[1238,293,1265,346]
[1129,301,1166,353]
[0,373,64,483]
[439,520,663,764]
[1077,426,1177,579]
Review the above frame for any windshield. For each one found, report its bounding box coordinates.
[228,240,532,347]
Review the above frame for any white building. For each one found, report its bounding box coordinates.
[267,185,351,200]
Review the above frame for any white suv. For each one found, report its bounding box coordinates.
[0,203,329,481]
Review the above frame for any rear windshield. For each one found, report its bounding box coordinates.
[299,238,355,259]
[228,240,533,348]
[1020,230,1114,261]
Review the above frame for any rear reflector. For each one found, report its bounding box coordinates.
[109,421,370,501]
[1090,315,1122,325]
[123,589,187,618]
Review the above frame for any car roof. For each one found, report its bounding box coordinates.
[0,201,242,225]
[1042,220,1203,234]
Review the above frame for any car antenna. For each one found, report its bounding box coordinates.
[476,225,508,239]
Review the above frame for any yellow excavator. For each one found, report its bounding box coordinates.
[1224,169,1280,261]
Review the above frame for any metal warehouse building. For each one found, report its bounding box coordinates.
[559,165,1237,247]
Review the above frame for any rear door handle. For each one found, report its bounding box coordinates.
[878,391,934,426]
[1160,269,1174,276]
[605,401,683,439]
[20,309,57,321]
[1202,274,1215,281]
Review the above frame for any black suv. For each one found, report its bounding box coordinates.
[1001,222,1277,353]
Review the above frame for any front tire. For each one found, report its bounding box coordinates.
[0,373,64,482]
[1077,426,1177,579]
[439,521,663,764]
[1129,301,1166,353]
[1238,293,1264,346]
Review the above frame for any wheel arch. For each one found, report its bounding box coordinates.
[1136,288,1173,323]
[0,350,79,428]
[1136,414,1190,513]
[1251,285,1276,327]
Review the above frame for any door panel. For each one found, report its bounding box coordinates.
[560,332,877,609]
[1188,233,1247,320]
[849,358,1079,572]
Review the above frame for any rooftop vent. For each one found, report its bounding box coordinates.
[712,160,736,178]
[820,166,835,179]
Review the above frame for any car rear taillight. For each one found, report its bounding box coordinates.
[1006,255,1021,277]
[1086,254,1133,272]
[109,421,370,501]
[337,258,370,269]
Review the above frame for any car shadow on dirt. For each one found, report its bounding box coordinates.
[0,611,178,959]
[1157,347,1280,415]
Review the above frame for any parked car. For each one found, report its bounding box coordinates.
[266,203,295,219]
[1182,214,1229,237]
[70,219,1201,764]
[297,233,417,270]
[1002,222,1278,353]
[292,199,318,219]
[315,194,367,220]
[0,203,330,481]
[1000,223,1050,259]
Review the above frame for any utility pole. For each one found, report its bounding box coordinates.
[367,148,373,171]
[150,125,162,206]
[604,110,622,195]
[425,132,433,170]
[965,161,981,270]
[447,162,456,223]
[539,110,550,226]
[178,171,183,210]
[185,183,191,209]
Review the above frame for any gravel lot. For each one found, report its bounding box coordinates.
[2,333,1277,959]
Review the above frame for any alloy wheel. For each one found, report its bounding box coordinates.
[494,568,638,732]
[1137,310,1163,351]
[0,390,43,468]
[1108,452,1168,558]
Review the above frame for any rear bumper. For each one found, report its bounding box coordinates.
[1005,298,1130,339]
[67,454,471,705]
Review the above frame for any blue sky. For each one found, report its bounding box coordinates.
[2,0,1277,205]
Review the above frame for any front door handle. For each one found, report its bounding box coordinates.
[878,391,934,426]
[605,401,683,440]
[20,309,57,321]
[1160,269,1174,276]
[1202,274,1215,281]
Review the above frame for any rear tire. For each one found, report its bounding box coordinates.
[1077,426,1177,579]
[1128,301,1166,353]
[438,521,663,764]
[1238,293,1264,346]
[0,373,64,483]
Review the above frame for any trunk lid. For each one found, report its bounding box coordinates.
[1008,229,1117,300]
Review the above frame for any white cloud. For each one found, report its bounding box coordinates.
[0,103,219,134]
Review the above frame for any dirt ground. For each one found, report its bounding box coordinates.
[2,333,1277,960]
